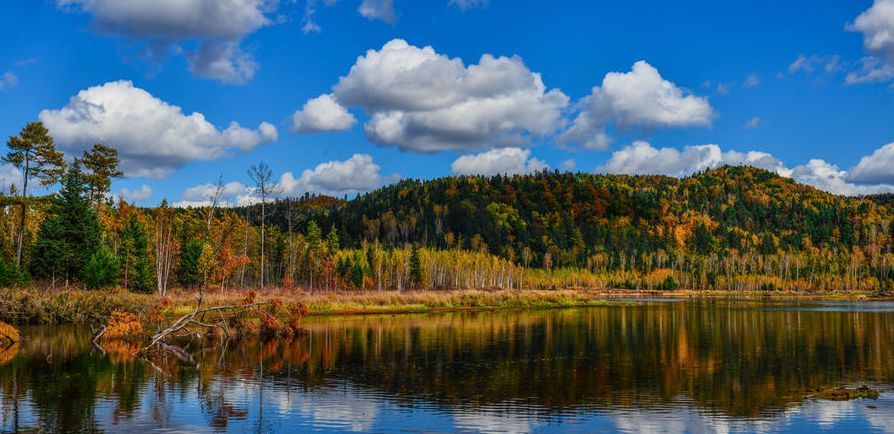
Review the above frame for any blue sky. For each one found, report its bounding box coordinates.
[2,0,894,205]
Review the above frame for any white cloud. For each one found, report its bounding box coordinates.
[597,141,789,178]
[560,61,713,150]
[186,40,258,84]
[175,180,255,207]
[57,0,275,84]
[40,80,277,178]
[321,39,568,152]
[596,141,894,196]
[0,72,18,91]
[793,159,894,195]
[560,159,577,171]
[358,0,396,23]
[845,141,894,184]
[450,147,547,176]
[846,56,894,84]
[118,184,153,202]
[279,153,394,196]
[851,0,894,64]
[291,94,357,133]
[788,54,842,75]
[0,164,24,193]
[449,0,489,10]
[174,154,394,207]
[743,117,761,129]
[847,1,894,84]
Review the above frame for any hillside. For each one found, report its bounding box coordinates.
[247,166,885,264]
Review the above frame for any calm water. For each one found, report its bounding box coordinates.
[1,299,894,433]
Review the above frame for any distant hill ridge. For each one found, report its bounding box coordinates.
[233,165,892,273]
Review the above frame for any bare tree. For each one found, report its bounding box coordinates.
[206,174,225,235]
[247,162,279,288]
[155,199,175,296]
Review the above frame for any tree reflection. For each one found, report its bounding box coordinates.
[0,302,892,431]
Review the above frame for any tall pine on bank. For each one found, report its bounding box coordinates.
[31,163,100,287]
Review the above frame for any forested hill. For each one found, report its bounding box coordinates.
[243,165,892,271]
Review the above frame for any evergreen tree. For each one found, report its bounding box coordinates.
[120,214,154,292]
[79,143,123,207]
[83,247,120,289]
[31,163,100,285]
[4,121,66,265]
[178,239,205,288]
[327,224,340,253]
[409,243,422,289]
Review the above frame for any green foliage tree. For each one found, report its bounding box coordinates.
[79,143,123,207]
[83,247,120,289]
[327,224,340,253]
[178,239,205,288]
[4,121,66,265]
[409,243,422,289]
[31,163,100,286]
[121,214,154,293]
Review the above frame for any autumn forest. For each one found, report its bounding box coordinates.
[2,121,894,295]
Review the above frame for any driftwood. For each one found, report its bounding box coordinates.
[135,289,271,357]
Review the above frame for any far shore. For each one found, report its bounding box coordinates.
[1,287,891,325]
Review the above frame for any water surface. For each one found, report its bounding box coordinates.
[1,299,893,432]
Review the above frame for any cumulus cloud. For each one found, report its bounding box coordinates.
[0,72,18,91]
[743,117,761,129]
[175,154,395,207]
[597,141,788,178]
[279,153,395,196]
[845,141,894,184]
[57,0,275,84]
[847,0,894,84]
[175,180,254,207]
[560,159,577,171]
[596,141,894,196]
[358,0,396,23]
[40,80,277,178]
[291,94,357,133]
[560,61,713,150]
[793,159,894,195]
[450,147,547,176]
[118,184,153,202]
[301,39,568,152]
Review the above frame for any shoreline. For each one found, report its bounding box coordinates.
[1,287,891,325]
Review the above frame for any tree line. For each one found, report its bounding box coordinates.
[4,121,894,293]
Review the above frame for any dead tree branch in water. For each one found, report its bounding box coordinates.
[135,289,273,357]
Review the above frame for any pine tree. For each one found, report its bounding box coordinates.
[409,243,422,289]
[79,143,123,207]
[178,239,205,288]
[327,224,340,253]
[83,247,120,289]
[121,214,154,292]
[31,163,99,286]
[4,121,66,265]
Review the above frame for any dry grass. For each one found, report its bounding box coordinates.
[0,287,607,324]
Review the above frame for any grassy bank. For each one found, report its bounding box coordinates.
[0,288,613,325]
[0,287,887,325]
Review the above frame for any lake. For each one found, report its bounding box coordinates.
[1,298,893,433]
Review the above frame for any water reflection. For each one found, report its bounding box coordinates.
[0,300,892,432]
